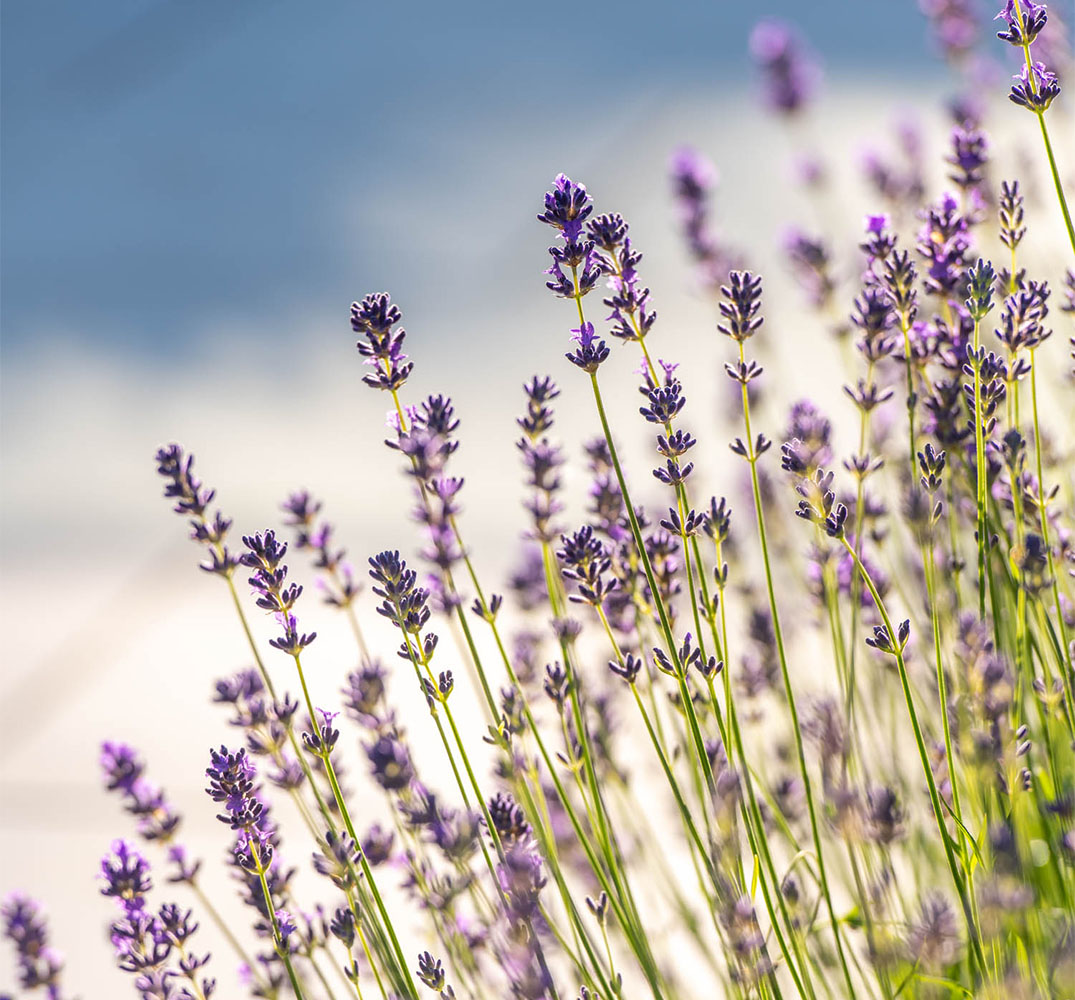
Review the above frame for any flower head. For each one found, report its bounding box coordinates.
[996,0,1048,45]
[2,894,69,996]
[1009,61,1061,112]
[537,173,592,241]
[100,839,153,913]
[565,322,610,373]
[749,19,820,115]
[718,271,764,343]
[352,292,413,392]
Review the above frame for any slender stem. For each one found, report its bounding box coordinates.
[841,538,986,977]
[734,348,856,999]
[971,316,988,619]
[923,533,969,879]
[252,842,306,1000]
[1034,112,1075,259]
[1029,351,1075,737]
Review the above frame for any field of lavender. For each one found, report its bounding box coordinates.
[4,3,1075,999]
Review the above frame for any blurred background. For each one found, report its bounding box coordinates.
[2,0,1071,992]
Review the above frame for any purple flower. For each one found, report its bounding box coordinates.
[670,147,738,290]
[565,321,610,373]
[784,229,836,308]
[497,839,547,922]
[155,444,239,576]
[369,549,432,635]
[999,179,1026,250]
[718,271,764,343]
[366,733,415,791]
[206,745,259,826]
[2,894,70,997]
[919,0,979,61]
[281,491,361,610]
[557,524,618,607]
[917,192,971,296]
[100,838,153,914]
[946,123,989,193]
[518,376,566,546]
[600,238,657,344]
[343,660,388,723]
[241,530,317,655]
[302,707,341,756]
[100,740,144,795]
[1009,61,1061,111]
[996,0,1048,45]
[749,19,820,115]
[540,175,601,302]
[906,894,962,971]
[352,292,413,393]
[537,173,592,241]
[784,401,833,473]
[417,951,447,991]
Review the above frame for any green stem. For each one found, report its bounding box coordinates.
[1029,351,1075,738]
[971,316,988,619]
[291,653,418,997]
[735,353,856,1000]
[252,842,306,1000]
[841,538,986,977]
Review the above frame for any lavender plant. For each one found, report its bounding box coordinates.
[5,6,1075,1000]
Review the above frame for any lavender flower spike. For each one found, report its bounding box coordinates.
[2,894,71,998]
[537,173,592,241]
[540,174,601,301]
[996,0,1048,46]
[351,291,413,393]
[749,19,820,115]
[566,322,610,373]
[1009,61,1061,112]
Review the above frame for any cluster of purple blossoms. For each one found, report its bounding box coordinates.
[917,192,972,298]
[862,118,927,218]
[351,291,412,393]
[486,794,551,1000]
[368,548,446,680]
[215,673,307,793]
[99,742,197,883]
[588,211,656,344]
[280,492,360,611]
[539,173,600,301]
[517,376,565,548]
[784,400,833,476]
[155,444,238,577]
[749,19,820,115]
[557,524,619,608]
[205,746,275,875]
[784,229,837,311]
[241,530,317,657]
[919,0,980,63]
[377,387,477,612]
[945,119,990,212]
[670,147,738,291]
[1,895,70,999]
[99,840,215,999]
[538,175,612,373]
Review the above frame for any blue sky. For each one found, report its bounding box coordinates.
[1,1,943,362]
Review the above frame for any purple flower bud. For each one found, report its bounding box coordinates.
[749,19,820,115]
[537,174,592,242]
